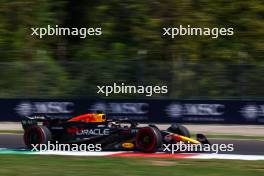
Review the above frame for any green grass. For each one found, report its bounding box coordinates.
[190,134,264,141]
[0,130,23,134]
[0,155,263,176]
[205,134,264,140]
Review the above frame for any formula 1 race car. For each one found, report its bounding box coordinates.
[21,113,210,153]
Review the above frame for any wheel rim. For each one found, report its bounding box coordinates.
[136,128,157,152]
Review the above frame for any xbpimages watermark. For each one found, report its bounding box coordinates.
[97,83,168,96]
[31,25,102,38]
[163,142,234,154]
[31,141,102,152]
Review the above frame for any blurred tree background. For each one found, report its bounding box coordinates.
[0,0,263,98]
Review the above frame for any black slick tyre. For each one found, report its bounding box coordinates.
[167,124,191,137]
[136,126,162,153]
[23,125,52,149]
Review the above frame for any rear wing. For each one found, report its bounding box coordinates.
[21,116,46,129]
[21,115,70,129]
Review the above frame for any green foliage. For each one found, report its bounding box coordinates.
[0,0,263,98]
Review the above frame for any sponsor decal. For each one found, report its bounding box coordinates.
[76,128,110,136]
[165,103,183,118]
[15,102,33,116]
[240,104,264,121]
[15,102,74,116]
[166,103,225,119]
[89,102,149,114]
[121,143,134,149]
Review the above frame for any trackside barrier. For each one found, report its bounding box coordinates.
[0,99,264,124]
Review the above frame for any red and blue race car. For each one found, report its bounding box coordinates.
[22,113,209,153]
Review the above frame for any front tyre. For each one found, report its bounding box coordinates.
[167,124,191,137]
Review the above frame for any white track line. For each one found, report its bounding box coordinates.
[189,153,264,160]
[32,151,264,160]
[31,151,123,156]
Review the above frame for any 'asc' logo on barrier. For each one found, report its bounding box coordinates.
[89,102,149,114]
[15,102,74,116]
[240,104,264,121]
[166,103,225,118]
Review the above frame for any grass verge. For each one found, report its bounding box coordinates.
[0,130,23,134]
[190,134,264,140]
[206,134,264,140]
[0,155,263,176]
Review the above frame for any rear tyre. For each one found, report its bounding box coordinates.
[167,124,191,137]
[23,125,52,149]
[136,127,162,153]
